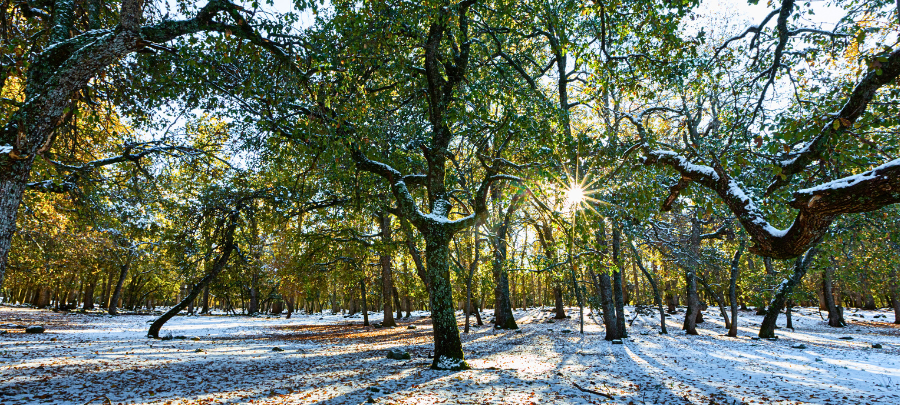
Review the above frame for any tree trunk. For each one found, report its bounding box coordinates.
[492,264,516,329]
[392,287,402,320]
[248,276,259,315]
[595,221,618,340]
[35,286,51,308]
[682,214,703,335]
[100,268,113,309]
[425,233,468,370]
[286,295,295,319]
[360,278,369,327]
[728,240,746,337]
[682,267,700,335]
[108,255,133,316]
[823,265,846,327]
[891,267,900,324]
[553,285,566,319]
[597,272,619,340]
[201,285,210,314]
[271,299,283,315]
[149,215,238,338]
[785,300,794,329]
[759,248,817,338]
[631,243,667,334]
[378,213,397,327]
[464,272,473,333]
[472,299,483,325]
[491,193,521,330]
[612,228,627,338]
[699,276,729,330]
[0,154,34,289]
[82,280,96,310]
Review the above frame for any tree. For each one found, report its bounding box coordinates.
[0,0,293,288]
[624,0,900,260]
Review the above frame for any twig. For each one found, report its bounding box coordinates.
[573,382,614,399]
[83,395,112,405]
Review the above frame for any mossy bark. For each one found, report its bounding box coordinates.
[425,232,468,370]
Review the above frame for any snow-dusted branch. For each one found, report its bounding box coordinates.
[768,46,900,194]
[644,148,900,259]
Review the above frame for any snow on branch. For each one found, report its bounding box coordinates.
[768,46,900,194]
[644,149,900,259]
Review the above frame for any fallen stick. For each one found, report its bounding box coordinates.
[83,395,112,405]
[573,382,614,399]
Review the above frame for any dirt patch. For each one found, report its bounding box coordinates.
[266,319,438,345]
[849,320,900,335]
[0,307,93,331]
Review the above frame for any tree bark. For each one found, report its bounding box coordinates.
[759,248,817,338]
[201,285,210,314]
[392,287,402,320]
[612,228,627,338]
[823,265,846,327]
[553,286,566,319]
[491,192,521,330]
[378,213,397,327]
[82,279,96,310]
[108,254,133,316]
[100,269,113,309]
[286,295,295,319]
[630,243,667,334]
[360,278,369,327]
[595,220,618,340]
[682,214,701,335]
[425,232,468,369]
[728,240,746,337]
[785,300,794,329]
[890,267,900,324]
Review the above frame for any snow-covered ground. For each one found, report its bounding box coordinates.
[1,305,898,404]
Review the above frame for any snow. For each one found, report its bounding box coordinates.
[1,306,899,404]
[0,144,12,154]
[650,149,791,239]
[649,149,720,180]
[796,158,900,195]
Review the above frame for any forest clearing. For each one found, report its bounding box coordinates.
[3,0,900,403]
[2,306,899,405]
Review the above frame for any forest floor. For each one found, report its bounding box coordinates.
[1,305,899,405]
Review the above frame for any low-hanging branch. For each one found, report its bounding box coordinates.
[643,148,900,259]
[26,142,202,193]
